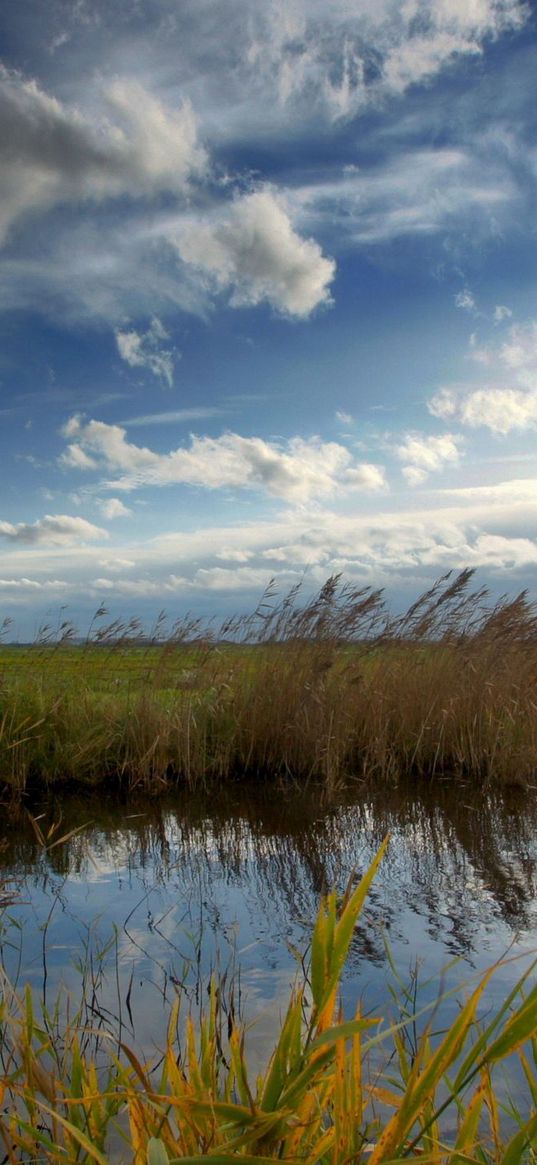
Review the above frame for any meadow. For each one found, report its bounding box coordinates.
[1,570,537,804]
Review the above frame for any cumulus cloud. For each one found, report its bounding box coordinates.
[174,190,335,318]
[345,463,387,490]
[115,317,176,387]
[0,68,206,242]
[428,318,537,433]
[98,498,132,520]
[395,432,462,483]
[60,443,98,470]
[0,514,106,545]
[59,415,385,502]
[0,577,71,592]
[431,386,537,434]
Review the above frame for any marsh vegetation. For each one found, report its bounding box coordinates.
[1,570,537,802]
[2,571,537,1160]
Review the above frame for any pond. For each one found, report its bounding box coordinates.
[1,779,537,1068]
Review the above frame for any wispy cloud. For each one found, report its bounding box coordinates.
[224,0,528,124]
[123,407,224,427]
[294,148,515,245]
[494,304,513,323]
[115,317,176,387]
[455,289,477,313]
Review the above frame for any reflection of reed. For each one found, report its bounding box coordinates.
[2,781,537,970]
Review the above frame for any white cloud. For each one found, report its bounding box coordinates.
[0,68,206,243]
[124,408,223,427]
[59,416,385,502]
[294,148,515,245]
[378,1,527,99]
[499,321,537,372]
[459,387,537,434]
[455,289,476,312]
[174,190,335,318]
[335,410,353,425]
[345,463,387,490]
[494,304,513,322]
[395,431,462,482]
[0,1,528,331]
[60,443,98,470]
[240,0,527,122]
[0,577,71,592]
[98,498,132,520]
[2,476,537,609]
[98,558,136,572]
[402,466,429,486]
[61,416,157,473]
[428,318,537,434]
[115,317,176,387]
[468,391,537,433]
[0,514,106,545]
[0,212,208,323]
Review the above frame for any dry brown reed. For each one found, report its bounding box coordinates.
[1,569,537,802]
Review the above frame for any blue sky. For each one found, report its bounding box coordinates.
[1,0,537,636]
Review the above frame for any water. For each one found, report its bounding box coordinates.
[1,779,537,1063]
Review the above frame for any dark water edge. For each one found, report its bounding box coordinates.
[1,777,537,1067]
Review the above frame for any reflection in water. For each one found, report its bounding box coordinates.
[1,780,537,1053]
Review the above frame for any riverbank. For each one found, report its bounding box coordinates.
[1,571,536,802]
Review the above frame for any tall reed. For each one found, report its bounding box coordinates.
[1,570,537,801]
[2,841,537,1163]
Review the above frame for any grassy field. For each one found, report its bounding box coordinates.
[3,843,537,1164]
[1,570,537,801]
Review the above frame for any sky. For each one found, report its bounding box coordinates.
[1,0,537,637]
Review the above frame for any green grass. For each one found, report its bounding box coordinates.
[1,570,537,801]
[2,842,537,1164]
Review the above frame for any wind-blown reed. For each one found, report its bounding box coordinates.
[1,570,537,800]
[2,841,537,1163]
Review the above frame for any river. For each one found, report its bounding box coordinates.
[1,779,536,1067]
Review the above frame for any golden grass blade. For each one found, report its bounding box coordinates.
[498,1110,537,1165]
[306,1014,379,1054]
[23,1098,110,1165]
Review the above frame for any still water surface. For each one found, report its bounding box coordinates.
[1,780,537,1060]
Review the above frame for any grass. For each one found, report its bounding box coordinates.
[1,569,537,802]
[2,841,537,1163]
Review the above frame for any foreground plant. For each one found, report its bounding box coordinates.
[1,840,537,1163]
